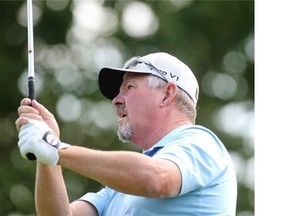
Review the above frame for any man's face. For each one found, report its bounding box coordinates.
[112,73,164,145]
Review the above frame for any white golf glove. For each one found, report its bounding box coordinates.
[18,119,70,165]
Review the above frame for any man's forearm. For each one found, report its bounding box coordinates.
[58,146,181,198]
[35,163,71,216]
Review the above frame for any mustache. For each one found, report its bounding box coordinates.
[116,105,128,116]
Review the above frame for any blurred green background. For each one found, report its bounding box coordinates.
[0,0,254,215]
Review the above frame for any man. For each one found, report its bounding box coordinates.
[16,52,237,215]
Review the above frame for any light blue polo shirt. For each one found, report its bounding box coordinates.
[79,125,237,215]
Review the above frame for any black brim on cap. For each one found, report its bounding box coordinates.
[99,66,154,100]
[98,67,127,100]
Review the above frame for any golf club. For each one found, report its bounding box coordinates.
[26,0,36,160]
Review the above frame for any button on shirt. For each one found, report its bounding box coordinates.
[79,125,237,215]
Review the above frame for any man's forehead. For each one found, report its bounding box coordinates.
[120,73,149,90]
[123,72,148,81]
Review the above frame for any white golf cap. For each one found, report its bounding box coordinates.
[98,52,199,105]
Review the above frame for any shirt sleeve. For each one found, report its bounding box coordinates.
[154,136,228,196]
[78,187,110,216]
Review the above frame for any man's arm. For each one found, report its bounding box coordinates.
[58,146,182,198]
[35,163,98,216]
[35,163,71,216]
[16,99,98,216]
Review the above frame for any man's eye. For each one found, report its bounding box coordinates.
[127,85,133,90]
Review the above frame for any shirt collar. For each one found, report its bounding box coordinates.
[142,125,193,156]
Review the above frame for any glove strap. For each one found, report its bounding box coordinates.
[42,131,70,149]
[59,142,70,149]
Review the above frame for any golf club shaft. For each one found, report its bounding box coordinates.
[27,0,35,100]
[27,0,36,161]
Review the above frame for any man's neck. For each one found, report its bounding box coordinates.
[132,116,193,150]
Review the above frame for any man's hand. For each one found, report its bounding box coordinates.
[16,98,60,137]
[18,119,70,165]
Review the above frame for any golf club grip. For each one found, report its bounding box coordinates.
[27,76,36,160]
[26,152,37,160]
[28,76,35,100]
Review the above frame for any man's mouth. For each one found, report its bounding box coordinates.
[120,113,127,118]
[120,113,127,119]
[118,113,128,125]
[116,105,128,124]
[117,105,128,119]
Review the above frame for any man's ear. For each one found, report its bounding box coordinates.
[161,83,178,107]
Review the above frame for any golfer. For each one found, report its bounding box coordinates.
[16,52,237,215]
